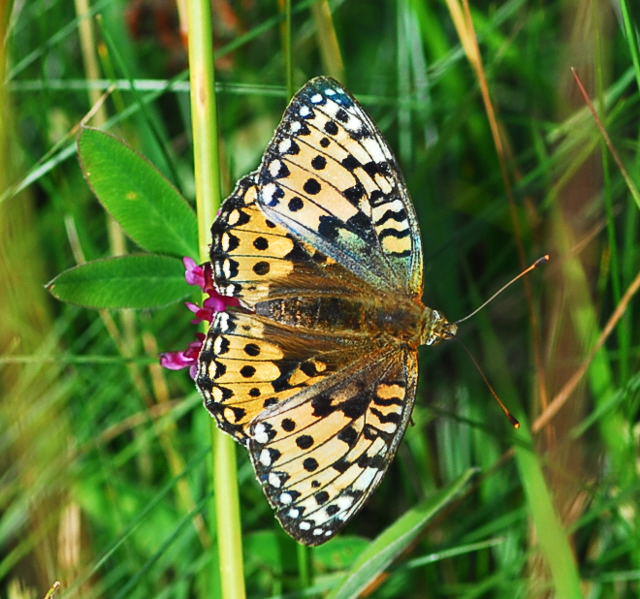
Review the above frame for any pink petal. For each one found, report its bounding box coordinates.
[203,295,228,313]
[183,257,206,289]
[160,351,193,370]
[185,301,200,314]
[162,257,241,379]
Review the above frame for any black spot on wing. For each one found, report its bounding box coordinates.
[311,388,370,419]
[374,208,407,227]
[324,121,338,135]
[378,227,411,240]
[338,426,358,447]
[342,182,365,204]
[370,407,402,424]
[341,154,360,171]
[362,161,390,177]
[318,215,340,240]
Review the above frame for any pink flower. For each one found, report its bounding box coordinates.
[160,257,238,379]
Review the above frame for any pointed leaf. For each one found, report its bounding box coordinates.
[46,255,189,309]
[327,468,478,599]
[78,128,198,258]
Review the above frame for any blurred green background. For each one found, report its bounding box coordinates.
[2,1,639,597]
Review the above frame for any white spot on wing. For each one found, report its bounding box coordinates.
[336,495,354,511]
[299,105,311,117]
[323,100,339,118]
[269,159,282,177]
[227,210,240,226]
[220,284,237,296]
[343,115,362,132]
[362,137,386,162]
[216,312,230,332]
[355,468,377,491]
[310,93,323,103]
[259,449,272,466]
[213,336,225,355]
[268,472,281,488]
[279,492,292,505]
[262,182,279,205]
[254,423,269,444]
[278,138,292,153]
[299,521,311,531]
[211,386,224,402]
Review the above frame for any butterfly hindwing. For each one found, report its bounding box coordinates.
[256,76,423,296]
[248,348,418,544]
[197,310,375,446]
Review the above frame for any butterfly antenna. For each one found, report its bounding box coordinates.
[456,338,520,429]
[455,255,550,325]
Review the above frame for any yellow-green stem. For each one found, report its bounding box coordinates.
[284,0,294,98]
[280,2,311,585]
[186,1,246,597]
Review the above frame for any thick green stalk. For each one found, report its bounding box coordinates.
[185,1,246,597]
[284,0,294,98]
[281,3,311,587]
[619,0,640,93]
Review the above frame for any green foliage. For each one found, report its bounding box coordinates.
[328,469,478,599]
[2,1,640,598]
[78,128,198,259]
[46,254,189,309]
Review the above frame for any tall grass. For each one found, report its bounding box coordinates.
[2,1,639,598]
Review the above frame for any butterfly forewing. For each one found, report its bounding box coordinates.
[210,173,379,307]
[256,77,423,296]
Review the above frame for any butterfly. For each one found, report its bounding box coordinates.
[195,76,457,545]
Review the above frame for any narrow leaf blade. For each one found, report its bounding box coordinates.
[327,468,478,599]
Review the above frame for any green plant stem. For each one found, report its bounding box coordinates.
[296,542,311,589]
[619,0,640,93]
[311,0,345,81]
[284,0,294,98]
[515,425,584,599]
[187,5,221,253]
[280,5,312,586]
[185,1,246,597]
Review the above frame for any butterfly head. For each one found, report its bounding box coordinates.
[419,308,458,347]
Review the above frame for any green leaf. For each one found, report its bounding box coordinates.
[313,535,370,571]
[77,127,198,258]
[46,255,190,309]
[327,468,478,599]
